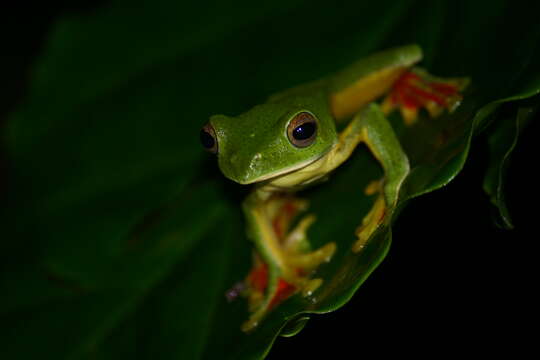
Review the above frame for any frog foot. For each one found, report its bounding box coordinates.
[276,213,336,297]
[244,259,298,313]
[352,191,386,253]
[271,197,336,271]
[241,269,329,332]
[242,262,299,332]
[381,67,469,125]
[241,261,326,332]
[281,211,336,279]
[285,241,336,274]
[241,210,336,332]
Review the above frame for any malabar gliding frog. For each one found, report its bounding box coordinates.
[200,44,468,332]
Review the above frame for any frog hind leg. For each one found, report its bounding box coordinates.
[241,255,282,332]
[240,193,336,332]
[381,67,469,125]
[272,197,336,289]
[241,245,332,332]
[282,214,335,296]
[265,196,335,296]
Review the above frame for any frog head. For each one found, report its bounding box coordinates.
[201,94,337,184]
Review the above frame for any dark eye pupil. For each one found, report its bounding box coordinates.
[292,122,316,140]
[200,129,215,149]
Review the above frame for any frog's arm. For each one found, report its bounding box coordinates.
[315,102,409,206]
[309,103,409,252]
[346,104,410,252]
[343,103,409,207]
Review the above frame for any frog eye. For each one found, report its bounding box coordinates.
[287,112,318,148]
[200,123,218,154]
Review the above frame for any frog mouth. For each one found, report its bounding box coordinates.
[241,145,334,185]
[244,157,321,184]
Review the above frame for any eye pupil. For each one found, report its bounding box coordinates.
[200,123,218,154]
[287,112,318,148]
[292,122,316,140]
[200,129,215,149]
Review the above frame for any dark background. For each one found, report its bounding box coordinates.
[1,1,536,358]
[271,132,536,357]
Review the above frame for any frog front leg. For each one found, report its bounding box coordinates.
[347,104,410,252]
[241,189,336,332]
[318,103,410,252]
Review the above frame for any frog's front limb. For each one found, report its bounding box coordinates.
[241,190,335,332]
[351,104,410,251]
[319,103,410,252]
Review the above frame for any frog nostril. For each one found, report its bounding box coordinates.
[230,154,240,164]
[249,153,262,170]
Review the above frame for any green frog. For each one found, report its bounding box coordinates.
[200,44,467,331]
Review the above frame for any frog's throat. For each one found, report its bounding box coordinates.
[246,143,336,186]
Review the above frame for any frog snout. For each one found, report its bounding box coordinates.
[229,152,262,167]
[226,152,264,184]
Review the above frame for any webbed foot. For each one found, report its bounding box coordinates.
[381,68,469,125]
[279,211,336,290]
[240,197,336,332]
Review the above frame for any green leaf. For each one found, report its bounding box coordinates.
[483,105,537,229]
[1,1,540,359]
